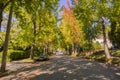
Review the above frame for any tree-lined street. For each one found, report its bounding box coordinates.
[0,0,120,79]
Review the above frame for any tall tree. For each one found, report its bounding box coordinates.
[11,0,59,58]
[100,17,111,59]
[60,0,82,54]
[0,0,59,72]
[0,0,13,72]
[108,0,120,49]
[73,0,111,59]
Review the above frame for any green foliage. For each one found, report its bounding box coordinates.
[85,52,107,62]
[85,49,120,64]
[73,0,120,50]
[0,32,5,43]
[0,32,5,51]
[109,21,120,48]
[33,47,44,57]
[93,42,102,50]
[116,50,120,57]
[112,58,120,64]
[7,0,60,58]
[0,50,12,62]
[72,0,104,52]
[9,50,29,61]
[111,50,120,57]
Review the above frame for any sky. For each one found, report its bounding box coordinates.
[57,0,72,26]
[59,0,72,10]
[59,0,67,8]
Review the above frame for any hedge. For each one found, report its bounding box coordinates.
[9,50,29,61]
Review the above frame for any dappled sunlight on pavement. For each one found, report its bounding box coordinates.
[0,55,120,80]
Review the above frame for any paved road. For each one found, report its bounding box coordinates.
[0,55,120,80]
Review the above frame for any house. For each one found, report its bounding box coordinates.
[93,35,112,48]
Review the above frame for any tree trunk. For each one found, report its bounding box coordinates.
[48,42,50,53]
[0,3,4,31]
[30,42,34,59]
[30,21,36,59]
[72,43,75,54]
[101,17,111,59]
[77,44,81,53]
[0,1,13,72]
[0,12,2,31]
[46,42,50,54]
[44,43,47,54]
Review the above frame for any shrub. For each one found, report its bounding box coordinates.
[112,58,120,64]
[93,42,102,50]
[9,50,29,61]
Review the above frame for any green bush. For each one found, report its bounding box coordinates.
[93,42,102,50]
[85,54,107,62]
[112,58,120,64]
[116,50,120,57]
[34,50,41,57]
[9,50,29,61]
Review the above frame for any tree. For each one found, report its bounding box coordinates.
[108,0,120,49]
[0,0,13,72]
[60,0,82,54]
[11,0,59,59]
[24,0,59,59]
[73,0,100,51]
[0,0,59,72]
[73,0,111,59]
[100,17,111,59]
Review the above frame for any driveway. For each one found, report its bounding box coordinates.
[0,55,120,80]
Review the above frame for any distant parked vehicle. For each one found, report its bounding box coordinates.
[53,50,63,55]
[36,54,49,61]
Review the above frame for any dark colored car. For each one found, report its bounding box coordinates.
[36,54,49,61]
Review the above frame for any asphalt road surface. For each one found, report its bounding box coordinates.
[0,55,120,80]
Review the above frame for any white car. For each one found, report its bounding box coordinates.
[53,50,63,55]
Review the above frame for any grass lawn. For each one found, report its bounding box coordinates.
[85,49,120,65]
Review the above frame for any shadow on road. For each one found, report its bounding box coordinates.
[30,56,120,80]
[1,55,120,80]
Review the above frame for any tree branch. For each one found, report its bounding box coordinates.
[2,0,11,10]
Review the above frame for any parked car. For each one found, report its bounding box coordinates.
[36,53,49,61]
[53,50,63,55]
